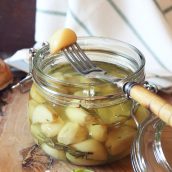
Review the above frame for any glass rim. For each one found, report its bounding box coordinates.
[33,36,145,84]
[32,36,145,100]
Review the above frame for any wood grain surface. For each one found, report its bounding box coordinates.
[0,90,133,172]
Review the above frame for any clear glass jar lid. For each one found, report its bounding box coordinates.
[132,115,172,172]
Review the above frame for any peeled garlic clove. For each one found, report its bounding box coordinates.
[57,122,88,145]
[51,72,64,80]
[41,121,64,137]
[89,124,108,142]
[66,152,104,166]
[28,99,39,120]
[30,124,46,142]
[30,84,46,103]
[97,100,132,124]
[41,143,66,160]
[65,107,96,125]
[105,126,136,156]
[72,139,108,161]
[32,104,55,124]
[49,28,77,54]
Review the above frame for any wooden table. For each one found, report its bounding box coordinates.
[0,89,133,172]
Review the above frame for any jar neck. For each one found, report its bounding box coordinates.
[32,37,145,108]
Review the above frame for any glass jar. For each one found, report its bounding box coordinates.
[132,115,172,172]
[28,37,150,166]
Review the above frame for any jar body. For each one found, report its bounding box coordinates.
[28,37,148,166]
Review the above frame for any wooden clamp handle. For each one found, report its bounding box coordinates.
[129,84,172,127]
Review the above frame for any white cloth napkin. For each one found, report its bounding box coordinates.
[5,0,172,87]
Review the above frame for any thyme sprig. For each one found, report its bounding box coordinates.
[35,135,93,159]
[50,140,93,159]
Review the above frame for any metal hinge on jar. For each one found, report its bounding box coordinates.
[12,43,50,93]
[11,49,34,93]
[143,81,158,93]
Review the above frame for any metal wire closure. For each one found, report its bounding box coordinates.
[11,47,37,93]
[143,81,158,93]
[12,42,51,93]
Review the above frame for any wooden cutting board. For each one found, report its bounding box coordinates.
[0,89,133,172]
